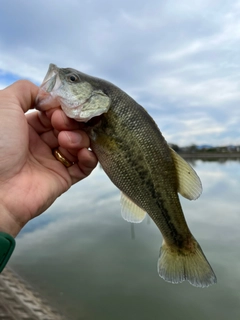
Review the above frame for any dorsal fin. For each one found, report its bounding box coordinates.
[170,148,202,200]
[120,193,147,223]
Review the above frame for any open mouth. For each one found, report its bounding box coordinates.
[40,64,61,93]
[35,64,63,110]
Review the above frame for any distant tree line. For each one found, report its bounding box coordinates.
[169,144,240,154]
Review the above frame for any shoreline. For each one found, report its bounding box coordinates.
[0,268,65,320]
[179,152,240,159]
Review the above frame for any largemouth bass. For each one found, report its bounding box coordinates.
[36,64,217,287]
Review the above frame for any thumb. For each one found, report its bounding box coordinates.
[2,80,39,113]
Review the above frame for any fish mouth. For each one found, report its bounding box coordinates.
[40,64,60,92]
[35,64,62,110]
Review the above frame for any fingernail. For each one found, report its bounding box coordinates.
[65,131,82,144]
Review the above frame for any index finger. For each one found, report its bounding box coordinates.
[2,80,39,113]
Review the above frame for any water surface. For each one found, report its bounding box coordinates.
[9,160,240,320]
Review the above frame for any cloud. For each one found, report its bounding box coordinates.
[148,75,240,107]
[1,0,240,145]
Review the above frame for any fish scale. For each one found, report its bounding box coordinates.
[89,105,184,237]
[36,63,217,287]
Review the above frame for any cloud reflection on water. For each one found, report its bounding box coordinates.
[10,160,240,320]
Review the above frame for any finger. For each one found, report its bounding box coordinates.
[41,129,90,157]
[58,130,91,151]
[40,130,59,149]
[27,111,53,134]
[3,80,39,113]
[77,148,98,177]
[51,109,82,131]
[55,147,77,163]
[68,148,98,184]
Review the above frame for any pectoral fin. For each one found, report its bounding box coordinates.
[120,193,147,223]
[170,148,202,200]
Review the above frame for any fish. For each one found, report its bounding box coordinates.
[36,64,217,287]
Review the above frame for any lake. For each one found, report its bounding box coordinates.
[9,159,240,320]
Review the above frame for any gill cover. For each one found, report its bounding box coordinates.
[70,88,111,122]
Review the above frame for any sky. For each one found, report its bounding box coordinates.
[1,0,240,146]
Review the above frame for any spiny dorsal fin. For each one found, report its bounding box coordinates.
[120,193,147,223]
[170,148,202,200]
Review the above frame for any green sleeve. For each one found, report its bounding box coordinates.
[0,232,15,272]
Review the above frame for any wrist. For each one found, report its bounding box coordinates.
[0,204,23,238]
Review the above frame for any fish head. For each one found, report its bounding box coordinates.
[35,64,111,122]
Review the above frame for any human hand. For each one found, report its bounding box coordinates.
[0,80,98,237]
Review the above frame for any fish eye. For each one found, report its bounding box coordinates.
[69,74,79,82]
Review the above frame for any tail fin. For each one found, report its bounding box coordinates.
[157,240,217,288]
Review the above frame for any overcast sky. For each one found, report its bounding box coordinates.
[1,0,240,146]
